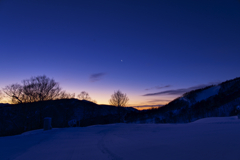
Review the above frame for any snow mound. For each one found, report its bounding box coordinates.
[191,116,239,124]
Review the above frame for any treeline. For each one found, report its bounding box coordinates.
[0,98,136,136]
[0,75,129,107]
[0,75,96,104]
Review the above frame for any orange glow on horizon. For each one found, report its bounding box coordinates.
[131,106,162,110]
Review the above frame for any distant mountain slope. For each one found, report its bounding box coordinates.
[125,77,240,123]
[0,99,137,136]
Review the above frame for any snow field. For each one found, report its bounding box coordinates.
[1,116,240,160]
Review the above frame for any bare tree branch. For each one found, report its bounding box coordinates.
[3,84,24,104]
[109,90,129,107]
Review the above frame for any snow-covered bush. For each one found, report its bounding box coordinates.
[68,119,77,127]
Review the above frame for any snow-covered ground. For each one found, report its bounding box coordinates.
[1,116,240,160]
[195,85,221,102]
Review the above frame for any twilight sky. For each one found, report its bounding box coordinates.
[0,0,240,107]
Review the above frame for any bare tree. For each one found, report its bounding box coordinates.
[109,90,129,107]
[22,75,63,102]
[77,91,91,101]
[77,91,97,103]
[3,84,24,104]
[3,75,71,104]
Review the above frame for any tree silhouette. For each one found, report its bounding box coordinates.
[77,91,97,103]
[3,84,24,104]
[109,90,129,107]
[58,92,75,99]
[3,75,73,104]
[77,91,91,101]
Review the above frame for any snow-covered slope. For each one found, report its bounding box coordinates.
[126,77,240,123]
[195,85,220,102]
[179,85,221,106]
[1,116,240,160]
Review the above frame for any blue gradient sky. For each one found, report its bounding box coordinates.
[0,0,240,106]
